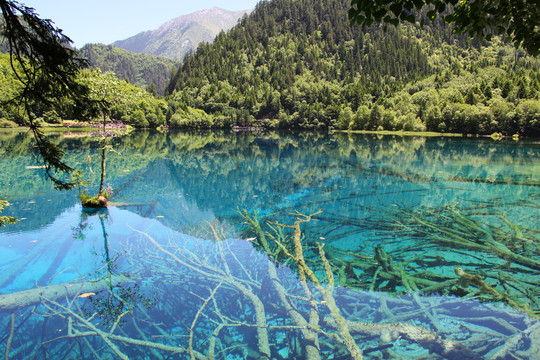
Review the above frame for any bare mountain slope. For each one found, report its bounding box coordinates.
[113,7,251,60]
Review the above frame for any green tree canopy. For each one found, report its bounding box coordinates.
[348,0,540,56]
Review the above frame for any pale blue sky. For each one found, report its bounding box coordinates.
[23,0,260,48]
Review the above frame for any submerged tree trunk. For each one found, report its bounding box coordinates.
[0,275,127,313]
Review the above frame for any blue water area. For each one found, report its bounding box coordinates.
[0,130,538,359]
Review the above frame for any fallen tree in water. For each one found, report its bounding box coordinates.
[0,275,127,313]
[1,212,537,360]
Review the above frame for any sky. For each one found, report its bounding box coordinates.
[22,0,260,48]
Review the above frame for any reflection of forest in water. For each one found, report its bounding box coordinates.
[1,130,538,227]
[1,130,539,359]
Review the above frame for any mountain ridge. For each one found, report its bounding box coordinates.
[112,7,252,60]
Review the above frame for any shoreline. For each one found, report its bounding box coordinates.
[0,126,525,140]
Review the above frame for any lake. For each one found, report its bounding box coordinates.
[0,130,539,359]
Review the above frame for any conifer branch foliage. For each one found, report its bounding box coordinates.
[348,0,540,56]
[0,1,94,189]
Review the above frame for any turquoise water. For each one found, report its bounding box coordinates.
[0,130,539,359]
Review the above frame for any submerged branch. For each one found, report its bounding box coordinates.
[242,210,485,360]
[0,275,128,313]
[5,206,537,360]
[323,317,483,360]
[4,313,15,360]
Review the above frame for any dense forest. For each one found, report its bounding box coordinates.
[167,0,431,129]
[1,0,539,136]
[79,44,179,95]
[166,0,539,136]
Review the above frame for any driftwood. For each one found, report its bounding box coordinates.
[0,275,127,313]
[307,201,540,319]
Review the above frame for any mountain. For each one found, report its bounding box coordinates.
[112,7,252,61]
[165,0,539,136]
[79,44,179,95]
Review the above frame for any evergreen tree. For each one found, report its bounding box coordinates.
[0,0,95,189]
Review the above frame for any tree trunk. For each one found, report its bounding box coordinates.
[0,275,127,313]
[98,146,106,195]
[98,113,107,196]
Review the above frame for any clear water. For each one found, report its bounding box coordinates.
[0,130,539,359]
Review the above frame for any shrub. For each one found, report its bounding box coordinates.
[336,107,353,130]
[168,108,213,128]
[351,105,370,130]
[169,113,184,128]
[80,191,109,208]
[0,119,18,128]
[515,99,540,136]
[130,110,149,128]
[43,110,62,124]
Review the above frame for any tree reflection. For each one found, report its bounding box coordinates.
[73,207,155,328]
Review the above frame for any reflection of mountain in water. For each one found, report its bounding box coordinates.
[1,130,538,234]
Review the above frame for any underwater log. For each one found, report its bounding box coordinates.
[323,317,482,360]
[0,235,57,288]
[0,275,128,313]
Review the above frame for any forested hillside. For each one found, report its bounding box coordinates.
[373,35,540,136]
[1,0,538,136]
[0,51,166,128]
[167,0,431,129]
[79,44,178,95]
[165,0,539,136]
